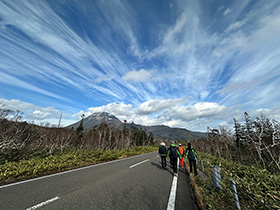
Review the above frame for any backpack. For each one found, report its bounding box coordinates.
[159,146,167,154]
[169,146,178,158]
[187,149,196,160]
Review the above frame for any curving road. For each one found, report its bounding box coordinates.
[0,152,198,210]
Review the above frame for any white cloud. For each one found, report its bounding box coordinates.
[122,69,153,83]
[163,120,185,128]
[223,8,231,16]
[72,101,234,132]
[0,98,64,120]
[164,102,228,121]
[80,102,134,119]
[32,110,53,119]
[2,98,280,132]
[137,98,186,115]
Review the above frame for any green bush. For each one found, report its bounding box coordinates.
[195,152,280,209]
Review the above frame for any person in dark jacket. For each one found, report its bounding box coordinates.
[186,143,198,175]
[158,142,167,168]
[167,141,182,176]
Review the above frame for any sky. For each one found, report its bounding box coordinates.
[1,0,280,132]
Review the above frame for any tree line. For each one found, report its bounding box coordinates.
[192,112,280,173]
[0,106,155,164]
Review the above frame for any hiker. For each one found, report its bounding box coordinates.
[158,142,167,168]
[178,143,184,167]
[167,141,182,176]
[186,143,198,175]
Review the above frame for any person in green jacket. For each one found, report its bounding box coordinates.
[186,143,198,175]
[167,141,182,176]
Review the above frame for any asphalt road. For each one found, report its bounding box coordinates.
[0,152,198,210]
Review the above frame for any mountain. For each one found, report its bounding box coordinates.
[66,112,207,141]
[67,112,123,130]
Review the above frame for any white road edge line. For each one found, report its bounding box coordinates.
[26,196,60,210]
[0,152,155,189]
[167,157,179,210]
[167,175,178,210]
[129,159,149,168]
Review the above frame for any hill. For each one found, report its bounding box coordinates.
[125,124,207,141]
[66,112,207,141]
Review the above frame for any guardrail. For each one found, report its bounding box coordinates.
[198,160,272,210]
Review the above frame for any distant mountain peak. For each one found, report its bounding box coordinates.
[66,112,207,140]
[67,112,122,130]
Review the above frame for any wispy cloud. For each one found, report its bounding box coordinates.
[0,71,67,101]
[0,0,149,105]
[223,8,231,16]
[1,0,280,131]
[214,2,280,108]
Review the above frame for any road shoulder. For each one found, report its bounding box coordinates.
[176,166,199,210]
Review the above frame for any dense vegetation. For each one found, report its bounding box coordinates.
[187,152,280,210]
[186,113,280,209]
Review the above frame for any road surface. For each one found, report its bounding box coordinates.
[0,152,198,210]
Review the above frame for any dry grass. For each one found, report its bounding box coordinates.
[185,161,206,210]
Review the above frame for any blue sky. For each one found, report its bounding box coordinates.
[1,0,280,132]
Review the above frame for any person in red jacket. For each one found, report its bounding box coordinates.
[178,144,184,167]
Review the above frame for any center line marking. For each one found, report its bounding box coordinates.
[129,159,149,168]
[26,196,60,210]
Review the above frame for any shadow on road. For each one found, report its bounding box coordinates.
[179,167,188,175]
[150,161,162,169]
[150,161,174,176]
